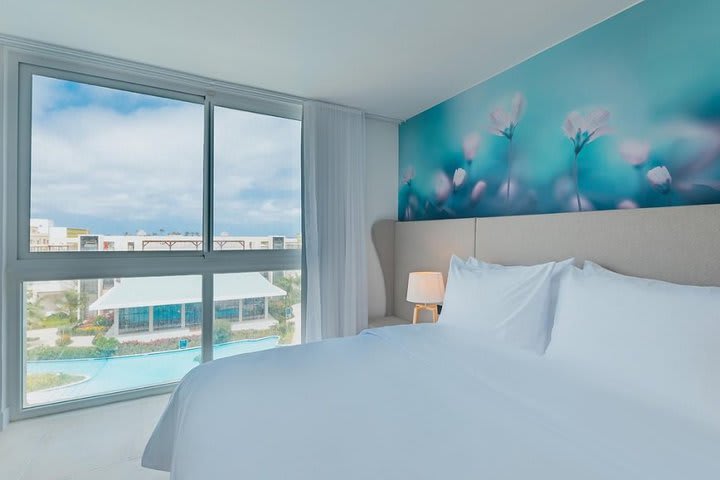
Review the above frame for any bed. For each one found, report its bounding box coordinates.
[143,205,720,479]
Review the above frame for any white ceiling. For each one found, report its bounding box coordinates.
[0,0,640,120]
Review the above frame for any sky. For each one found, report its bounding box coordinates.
[30,75,302,237]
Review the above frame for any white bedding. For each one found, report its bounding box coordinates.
[143,324,720,479]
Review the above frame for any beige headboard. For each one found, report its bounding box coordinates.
[385,204,720,321]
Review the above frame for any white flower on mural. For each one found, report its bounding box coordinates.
[463,133,481,162]
[453,168,467,190]
[562,109,611,153]
[490,93,526,140]
[489,92,526,208]
[562,108,611,212]
[647,166,672,194]
[617,199,638,209]
[619,140,651,167]
[471,180,487,203]
[434,172,452,203]
[401,166,415,185]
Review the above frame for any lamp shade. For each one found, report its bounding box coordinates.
[406,272,445,304]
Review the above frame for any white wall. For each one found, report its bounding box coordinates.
[365,117,398,320]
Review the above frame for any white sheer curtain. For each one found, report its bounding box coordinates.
[302,101,368,342]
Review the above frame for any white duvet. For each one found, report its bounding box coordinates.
[143,324,720,479]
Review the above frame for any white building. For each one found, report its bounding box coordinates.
[88,273,287,336]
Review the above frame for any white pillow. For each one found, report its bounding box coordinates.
[547,261,720,425]
[466,257,576,328]
[439,255,558,354]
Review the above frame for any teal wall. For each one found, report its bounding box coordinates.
[398,0,720,220]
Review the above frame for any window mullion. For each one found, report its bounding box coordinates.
[201,95,214,363]
[201,273,214,363]
[202,95,214,256]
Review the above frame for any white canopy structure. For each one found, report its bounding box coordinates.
[89,273,288,336]
[89,273,286,311]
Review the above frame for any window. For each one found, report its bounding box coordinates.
[118,307,150,333]
[153,305,183,330]
[213,106,302,251]
[7,55,302,418]
[29,75,204,253]
[212,271,301,360]
[242,297,266,320]
[23,276,202,407]
[184,302,202,327]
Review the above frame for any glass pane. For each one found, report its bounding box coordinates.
[29,74,204,252]
[213,106,302,251]
[212,270,301,360]
[24,275,202,406]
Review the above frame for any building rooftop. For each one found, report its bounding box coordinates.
[89,273,286,310]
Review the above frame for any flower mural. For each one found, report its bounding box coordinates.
[463,133,481,162]
[619,140,651,168]
[647,166,672,195]
[562,109,611,212]
[471,180,487,203]
[434,172,452,204]
[397,0,720,222]
[401,166,415,186]
[489,93,526,205]
[452,168,467,190]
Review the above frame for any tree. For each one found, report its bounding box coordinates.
[213,319,232,344]
[92,335,119,357]
[269,274,301,321]
[57,290,89,323]
[25,289,46,327]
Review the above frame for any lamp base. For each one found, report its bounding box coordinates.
[413,304,439,324]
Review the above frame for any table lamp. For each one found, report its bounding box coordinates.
[406,271,445,324]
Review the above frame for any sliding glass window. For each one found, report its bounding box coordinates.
[28,74,205,253]
[7,54,302,418]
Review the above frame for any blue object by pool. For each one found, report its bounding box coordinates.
[26,336,280,405]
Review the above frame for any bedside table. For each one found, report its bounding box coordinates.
[368,316,411,328]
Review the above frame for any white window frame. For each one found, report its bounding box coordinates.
[1,47,304,421]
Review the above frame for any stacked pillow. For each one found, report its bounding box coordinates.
[439,255,575,354]
[440,255,720,425]
[546,261,720,425]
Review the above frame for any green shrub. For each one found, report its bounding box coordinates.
[92,335,120,357]
[213,319,233,344]
[116,336,201,356]
[94,316,112,327]
[37,313,73,329]
[55,334,72,347]
[27,346,99,360]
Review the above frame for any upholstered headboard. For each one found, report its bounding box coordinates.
[376,204,720,322]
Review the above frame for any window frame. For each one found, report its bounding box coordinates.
[3,49,304,420]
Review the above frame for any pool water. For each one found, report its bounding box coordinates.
[26,336,279,406]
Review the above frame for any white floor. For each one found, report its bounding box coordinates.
[0,394,170,480]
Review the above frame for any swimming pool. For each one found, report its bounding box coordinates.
[26,336,279,405]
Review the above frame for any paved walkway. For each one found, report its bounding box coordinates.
[26,327,60,348]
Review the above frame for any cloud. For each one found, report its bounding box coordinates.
[30,76,302,236]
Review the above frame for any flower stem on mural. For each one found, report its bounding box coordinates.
[572,151,581,211]
[562,109,611,212]
[506,138,513,206]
